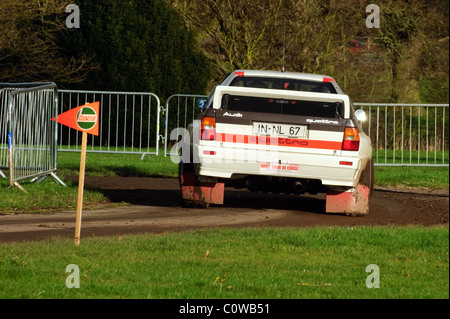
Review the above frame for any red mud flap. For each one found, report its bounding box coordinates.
[326,184,370,216]
[180,171,224,205]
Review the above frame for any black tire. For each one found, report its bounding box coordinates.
[360,159,374,197]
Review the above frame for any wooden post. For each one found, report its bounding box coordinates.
[74,131,87,246]
[51,101,99,245]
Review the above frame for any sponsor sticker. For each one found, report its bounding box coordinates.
[223,112,243,117]
[76,106,98,131]
[260,158,299,173]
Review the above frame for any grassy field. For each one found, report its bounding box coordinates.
[374,166,449,188]
[372,149,449,166]
[0,227,448,299]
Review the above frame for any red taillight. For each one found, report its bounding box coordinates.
[342,127,360,151]
[234,71,245,77]
[323,77,334,83]
[201,116,216,140]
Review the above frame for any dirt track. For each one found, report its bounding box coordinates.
[0,176,448,242]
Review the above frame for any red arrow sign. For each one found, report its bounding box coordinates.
[52,101,99,136]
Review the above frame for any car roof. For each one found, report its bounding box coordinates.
[227,69,336,82]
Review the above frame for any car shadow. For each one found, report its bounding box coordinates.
[88,187,326,215]
[65,175,326,215]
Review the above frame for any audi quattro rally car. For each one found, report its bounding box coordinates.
[179,70,374,215]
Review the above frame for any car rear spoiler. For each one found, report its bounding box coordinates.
[212,85,352,119]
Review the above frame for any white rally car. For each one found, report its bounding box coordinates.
[179,70,374,215]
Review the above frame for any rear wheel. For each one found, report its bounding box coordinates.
[360,159,375,196]
[178,160,194,187]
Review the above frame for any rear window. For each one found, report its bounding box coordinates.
[229,77,337,94]
[221,94,344,118]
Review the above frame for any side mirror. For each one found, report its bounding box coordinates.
[197,98,207,110]
[355,109,367,122]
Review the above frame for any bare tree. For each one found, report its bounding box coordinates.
[0,0,97,84]
[167,0,368,88]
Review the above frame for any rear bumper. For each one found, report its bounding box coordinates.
[196,147,363,187]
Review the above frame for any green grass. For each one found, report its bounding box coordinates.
[0,227,448,299]
[375,166,449,189]
[0,178,108,214]
[56,150,178,178]
[373,149,449,166]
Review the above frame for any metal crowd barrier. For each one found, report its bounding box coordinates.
[162,94,449,167]
[58,90,162,159]
[163,94,208,157]
[0,82,65,189]
[0,87,10,179]
[2,86,447,174]
[354,103,448,166]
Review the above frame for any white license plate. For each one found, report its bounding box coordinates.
[253,122,307,138]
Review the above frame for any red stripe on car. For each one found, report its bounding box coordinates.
[215,133,341,150]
